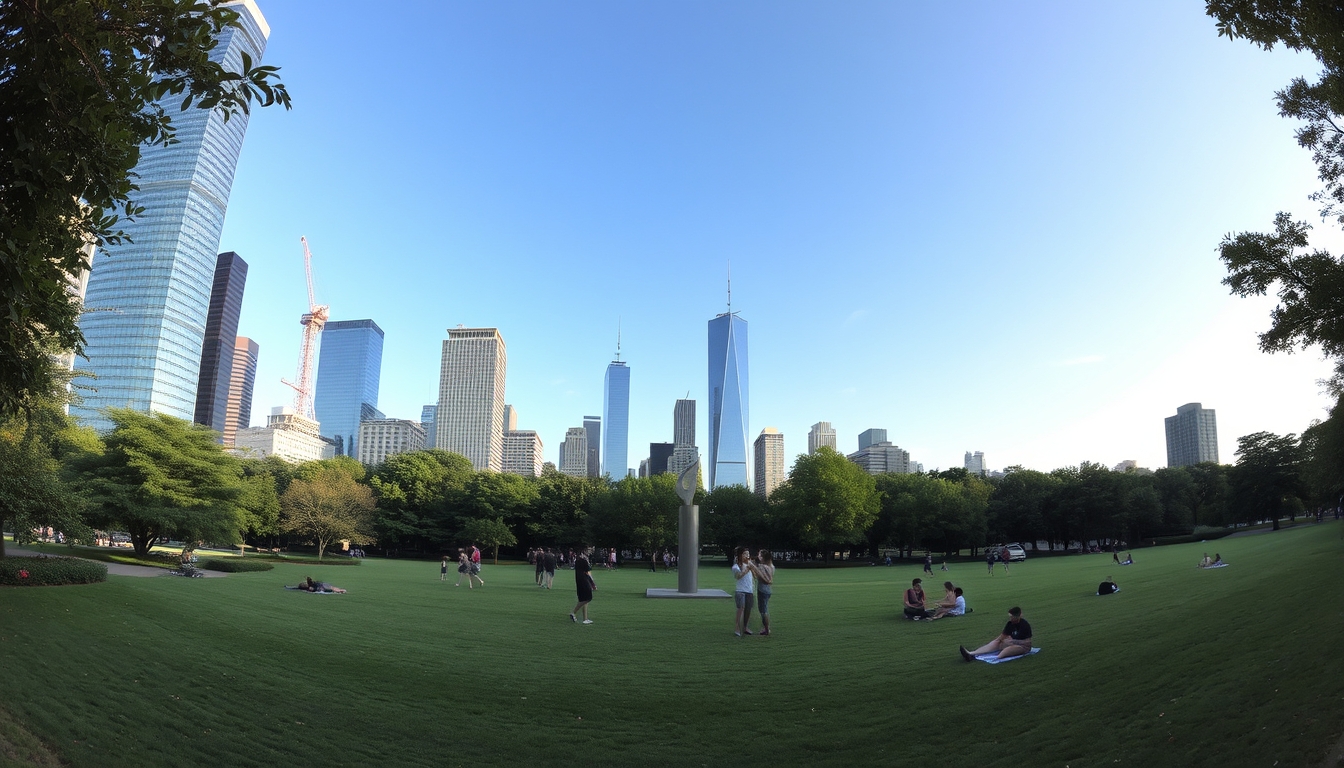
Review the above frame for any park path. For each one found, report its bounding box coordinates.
[6,547,226,578]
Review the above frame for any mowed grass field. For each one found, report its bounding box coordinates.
[1,524,1342,768]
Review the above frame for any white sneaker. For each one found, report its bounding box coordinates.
[569,613,576,622]
[582,619,593,624]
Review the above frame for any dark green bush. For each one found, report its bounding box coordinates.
[268,555,362,566]
[0,557,107,586]
[200,558,274,573]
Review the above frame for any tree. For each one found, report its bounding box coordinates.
[1229,431,1305,529]
[587,475,678,555]
[368,450,473,551]
[1301,393,1344,504]
[459,516,516,565]
[67,409,244,556]
[702,484,768,557]
[527,468,599,547]
[280,465,376,560]
[0,0,291,417]
[986,469,1058,549]
[770,447,879,562]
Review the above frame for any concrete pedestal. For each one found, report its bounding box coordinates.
[646,504,729,598]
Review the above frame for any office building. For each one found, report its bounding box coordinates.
[222,336,258,446]
[1114,460,1138,473]
[503,404,518,432]
[583,415,602,478]
[192,252,248,434]
[964,451,986,476]
[314,319,384,457]
[1165,403,1219,467]
[649,442,674,476]
[420,404,437,449]
[436,327,507,471]
[668,398,698,477]
[560,427,588,477]
[708,308,749,489]
[638,458,650,478]
[808,422,837,455]
[233,406,335,464]
[603,360,630,478]
[503,430,545,477]
[72,2,272,431]
[753,428,785,499]
[357,418,426,466]
[848,441,911,475]
[858,428,888,451]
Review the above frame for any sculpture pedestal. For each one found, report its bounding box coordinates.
[645,504,729,599]
[645,587,730,599]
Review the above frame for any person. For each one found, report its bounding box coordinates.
[1097,576,1118,595]
[543,548,558,589]
[903,578,931,621]
[940,560,949,571]
[960,606,1032,661]
[454,550,472,588]
[1113,551,1122,565]
[999,545,1011,575]
[732,546,757,637]
[755,550,775,636]
[467,549,485,588]
[535,548,546,586]
[571,548,596,624]
[923,553,933,575]
[931,587,966,620]
[985,548,996,576]
[305,576,346,593]
[1199,553,1212,568]
[1120,553,1133,565]
[1212,553,1224,566]
[440,555,449,582]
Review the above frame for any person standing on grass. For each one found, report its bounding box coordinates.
[985,548,996,576]
[999,545,1011,576]
[571,549,596,624]
[544,548,558,589]
[732,546,758,637]
[923,552,933,576]
[440,555,449,582]
[756,550,775,636]
[455,550,471,587]
[535,548,546,586]
[960,606,1033,661]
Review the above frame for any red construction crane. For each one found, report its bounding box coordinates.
[281,236,329,419]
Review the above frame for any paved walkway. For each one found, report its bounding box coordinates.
[6,547,226,578]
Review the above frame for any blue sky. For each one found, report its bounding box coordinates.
[218,0,1338,473]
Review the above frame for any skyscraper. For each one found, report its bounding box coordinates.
[1165,403,1219,467]
[649,442,674,475]
[848,441,911,475]
[420,404,437,449]
[503,430,545,477]
[222,336,258,446]
[560,427,588,477]
[314,319,384,457]
[73,2,272,431]
[503,404,519,432]
[668,398,698,477]
[808,422,837,455]
[436,327,507,471]
[754,428,785,499]
[583,415,602,478]
[964,451,986,476]
[858,428,888,451]
[193,252,248,434]
[708,307,749,489]
[603,359,630,478]
[357,419,426,466]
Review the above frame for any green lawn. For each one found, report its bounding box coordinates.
[1,523,1341,767]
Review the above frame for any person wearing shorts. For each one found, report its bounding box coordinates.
[755,550,775,636]
[543,548,558,589]
[571,549,595,624]
[455,550,470,587]
[960,606,1033,661]
[732,546,757,637]
[440,556,448,582]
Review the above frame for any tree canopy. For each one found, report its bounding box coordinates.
[280,465,376,560]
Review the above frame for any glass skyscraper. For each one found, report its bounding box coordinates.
[72,2,271,431]
[602,363,629,478]
[194,252,249,434]
[708,311,749,489]
[314,319,385,457]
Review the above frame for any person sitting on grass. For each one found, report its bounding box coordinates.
[903,578,931,620]
[1200,552,1212,568]
[1119,553,1134,565]
[930,587,966,620]
[959,606,1032,661]
[1097,576,1119,595]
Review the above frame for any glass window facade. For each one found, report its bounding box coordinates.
[314,319,385,457]
[708,312,750,489]
[194,252,248,433]
[602,365,629,478]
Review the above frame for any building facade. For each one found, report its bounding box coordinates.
[649,442,674,475]
[72,2,271,431]
[503,404,518,432]
[753,428,785,499]
[583,415,602,478]
[193,252,248,434]
[436,327,507,471]
[848,441,911,475]
[708,311,749,489]
[560,427,589,477]
[222,336,258,446]
[668,398,698,477]
[964,451,986,476]
[420,404,436,449]
[357,419,426,466]
[602,361,629,478]
[858,428,888,451]
[808,421,837,454]
[503,430,545,477]
[1165,402,1219,467]
[313,319,384,457]
[233,406,335,464]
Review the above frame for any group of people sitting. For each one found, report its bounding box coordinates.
[902,578,967,621]
[1199,553,1227,568]
[286,576,347,593]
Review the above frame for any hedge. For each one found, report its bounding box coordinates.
[0,557,107,586]
[200,558,274,573]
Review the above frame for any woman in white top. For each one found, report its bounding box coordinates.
[755,550,775,636]
[732,547,757,637]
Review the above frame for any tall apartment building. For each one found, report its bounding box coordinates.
[808,422,837,454]
[357,418,426,466]
[858,428,888,451]
[314,319,384,457]
[193,252,248,434]
[72,1,272,431]
[668,398,698,477]
[436,327,507,471]
[420,404,436,449]
[560,427,589,477]
[583,415,602,478]
[848,441,911,475]
[708,308,749,489]
[603,360,630,477]
[503,404,518,432]
[753,428,785,499]
[964,451,986,476]
[649,442,674,475]
[234,406,335,464]
[503,430,545,477]
[1165,403,1219,467]
[221,336,258,446]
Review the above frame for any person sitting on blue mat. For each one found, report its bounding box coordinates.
[960,606,1033,661]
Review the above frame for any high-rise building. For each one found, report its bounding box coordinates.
[234,406,335,464]
[420,404,437,449]
[583,415,602,478]
[964,451,986,476]
[193,252,248,434]
[72,2,272,432]
[314,319,384,457]
[669,398,698,477]
[754,428,785,499]
[1165,403,1219,467]
[848,441,911,475]
[603,360,630,478]
[808,422,837,455]
[222,336,258,446]
[638,458,650,478]
[649,442,674,475]
[357,419,426,466]
[858,428,888,451]
[503,404,518,432]
[708,308,749,489]
[560,427,588,477]
[436,327,507,471]
[503,430,545,477]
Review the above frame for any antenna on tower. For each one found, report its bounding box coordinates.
[615,317,622,362]
[727,260,732,313]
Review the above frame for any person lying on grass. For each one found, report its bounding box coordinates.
[1097,576,1119,595]
[284,576,347,593]
[959,606,1032,661]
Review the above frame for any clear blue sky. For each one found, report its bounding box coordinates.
[218,0,1338,473]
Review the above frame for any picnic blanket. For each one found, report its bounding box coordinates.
[1200,563,1229,569]
[975,647,1041,664]
[284,585,338,593]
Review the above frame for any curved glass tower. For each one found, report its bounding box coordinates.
[708,311,749,489]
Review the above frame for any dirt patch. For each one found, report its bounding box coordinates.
[0,706,62,766]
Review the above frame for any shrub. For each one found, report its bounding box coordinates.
[0,557,107,586]
[200,558,274,573]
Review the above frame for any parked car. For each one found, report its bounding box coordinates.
[1004,543,1027,562]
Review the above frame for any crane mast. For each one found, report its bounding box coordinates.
[281,236,329,419]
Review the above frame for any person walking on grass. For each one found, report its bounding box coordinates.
[756,550,775,636]
[985,548,996,576]
[535,547,546,586]
[455,550,470,587]
[571,549,596,624]
[544,548,558,589]
[999,545,1011,576]
[732,546,758,637]
[923,552,933,576]
[440,555,449,582]
[960,606,1033,661]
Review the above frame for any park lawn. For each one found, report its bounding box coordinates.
[0,524,1340,768]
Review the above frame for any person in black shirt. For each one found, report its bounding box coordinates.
[1097,576,1118,595]
[571,549,596,624]
[959,606,1032,661]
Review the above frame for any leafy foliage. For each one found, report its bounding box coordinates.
[458,516,516,564]
[280,465,376,560]
[770,447,879,560]
[1229,431,1305,529]
[199,557,274,572]
[0,556,106,586]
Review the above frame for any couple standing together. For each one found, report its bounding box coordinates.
[732,547,774,637]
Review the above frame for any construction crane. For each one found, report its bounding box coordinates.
[281,236,329,419]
